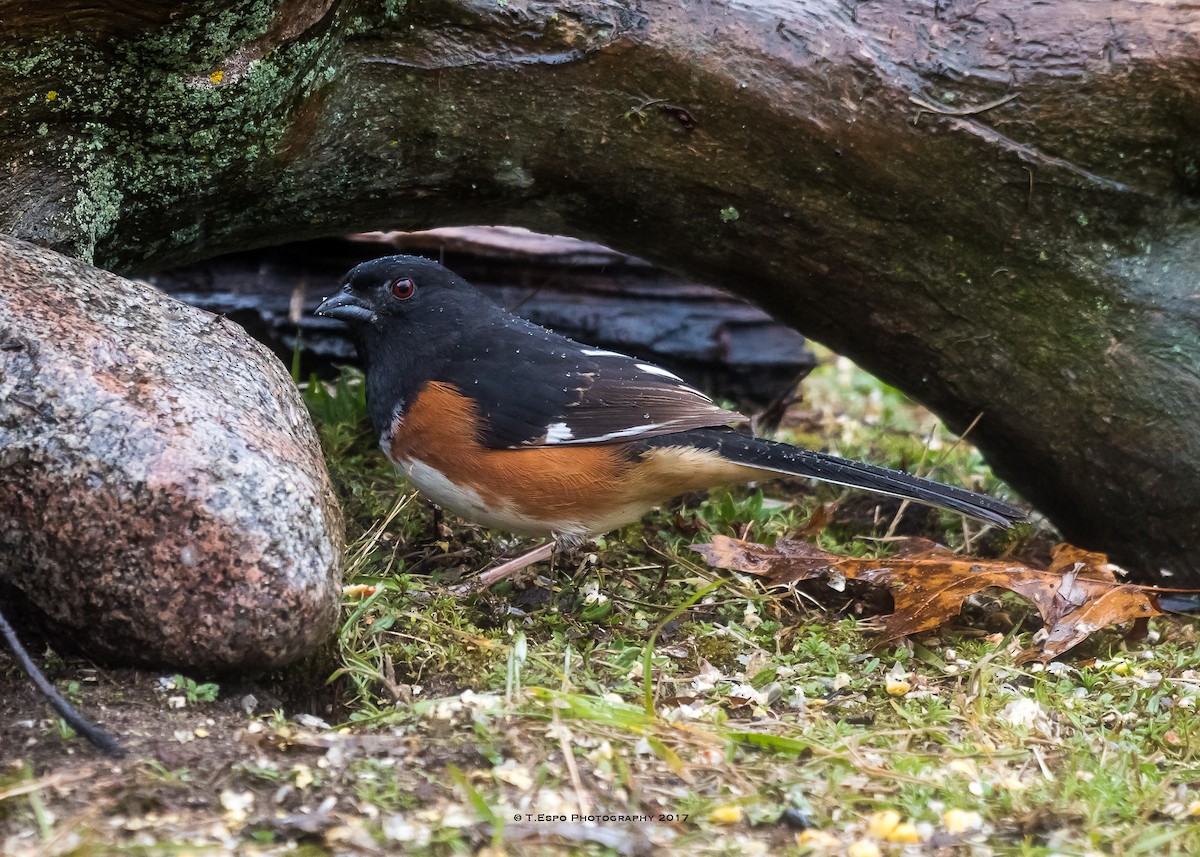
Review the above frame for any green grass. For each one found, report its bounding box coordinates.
[4,353,1197,854]
[284,358,1200,854]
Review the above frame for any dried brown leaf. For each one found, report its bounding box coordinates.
[691,536,1170,662]
[797,503,834,538]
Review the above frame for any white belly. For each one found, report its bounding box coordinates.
[394,455,592,540]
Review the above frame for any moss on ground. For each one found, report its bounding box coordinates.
[279,355,1200,855]
[4,354,1200,855]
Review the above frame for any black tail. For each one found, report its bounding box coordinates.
[647,428,1025,527]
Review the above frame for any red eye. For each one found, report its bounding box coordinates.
[390,277,416,300]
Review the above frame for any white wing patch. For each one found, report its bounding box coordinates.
[543,421,575,444]
[636,363,685,382]
[495,340,744,449]
[580,423,665,442]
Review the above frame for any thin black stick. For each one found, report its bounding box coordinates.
[0,605,123,757]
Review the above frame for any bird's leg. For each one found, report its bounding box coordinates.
[450,540,558,594]
[476,540,557,588]
[429,503,446,540]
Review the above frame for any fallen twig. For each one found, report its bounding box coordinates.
[909,91,1019,118]
[0,606,123,756]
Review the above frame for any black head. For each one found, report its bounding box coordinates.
[315,255,478,331]
[316,256,492,432]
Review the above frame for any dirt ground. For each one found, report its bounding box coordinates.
[0,662,423,856]
[0,657,699,856]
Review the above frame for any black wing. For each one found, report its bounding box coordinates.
[440,313,742,449]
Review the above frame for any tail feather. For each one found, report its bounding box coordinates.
[645,428,1025,527]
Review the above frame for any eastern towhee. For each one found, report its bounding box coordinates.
[317,256,1024,585]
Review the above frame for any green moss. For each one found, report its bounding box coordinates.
[126,6,268,69]
[0,0,411,264]
[72,159,124,259]
[170,224,202,247]
[692,633,742,671]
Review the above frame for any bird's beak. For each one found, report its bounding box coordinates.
[315,291,377,324]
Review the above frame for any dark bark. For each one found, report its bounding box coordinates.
[2,0,1199,581]
[147,229,815,405]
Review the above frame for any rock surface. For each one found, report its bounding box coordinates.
[0,235,343,671]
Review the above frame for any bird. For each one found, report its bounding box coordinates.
[316,255,1024,587]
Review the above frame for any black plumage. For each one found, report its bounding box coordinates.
[318,254,1025,532]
